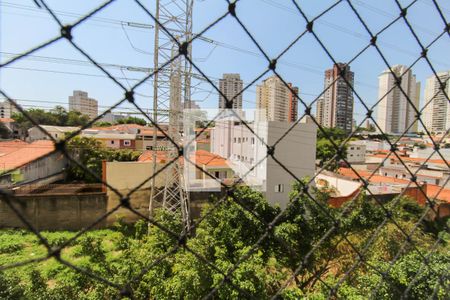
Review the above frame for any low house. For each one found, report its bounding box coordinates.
[28,125,80,141]
[82,130,136,149]
[0,140,67,187]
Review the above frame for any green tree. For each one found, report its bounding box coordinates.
[66,136,141,182]
[0,122,11,139]
[117,117,147,126]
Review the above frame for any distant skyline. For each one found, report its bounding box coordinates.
[1,0,449,127]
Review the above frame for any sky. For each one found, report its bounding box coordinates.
[1,0,449,126]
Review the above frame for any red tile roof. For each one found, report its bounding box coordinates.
[0,140,28,156]
[0,118,15,123]
[0,140,55,171]
[138,150,228,168]
[338,167,450,202]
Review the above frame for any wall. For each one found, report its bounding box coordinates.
[104,161,167,225]
[0,193,107,230]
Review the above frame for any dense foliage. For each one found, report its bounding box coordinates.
[12,106,90,131]
[116,117,147,126]
[316,128,348,170]
[0,185,448,299]
[66,136,141,182]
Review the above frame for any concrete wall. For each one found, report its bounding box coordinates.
[0,193,107,230]
[104,161,167,225]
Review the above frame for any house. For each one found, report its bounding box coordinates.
[0,140,67,187]
[28,125,80,141]
[81,131,136,149]
[346,141,366,164]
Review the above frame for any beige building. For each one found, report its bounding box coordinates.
[376,65,420,134]
[28,125,80,141]
[0,100,18,119]
[257,76,297,123]
[69,90,98,119]
[423,71,450,134]
[219,73,243,109]
[317,63,354,133]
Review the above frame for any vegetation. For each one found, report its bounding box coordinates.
[12,106,90,131]
[116,117,147,126]
[316,128,348,170]
[0,185,448,299]
[66,136,141,182]
[0,122,11,139]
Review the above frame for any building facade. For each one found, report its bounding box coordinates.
[288,84,298,123]
[69,90,98,119]
[28,125,80,141]
[317,63,354,133]
[219,74,243,109]
[376,65,420,134]
[423,71,450,134]
[211,118,317,208]
[256,76,298,123]
[0,100,18,119]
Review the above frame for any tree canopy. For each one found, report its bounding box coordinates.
[12,106,90,131]
[1,183,447,299]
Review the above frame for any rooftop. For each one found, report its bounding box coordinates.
[0,140,56,171]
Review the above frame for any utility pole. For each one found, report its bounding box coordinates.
[149,0,193,232]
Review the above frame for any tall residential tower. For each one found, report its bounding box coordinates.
[316,63,354,133]
[376,65,420,134]
[219,74,243,110]
[68,90,98,119]
[256,75,298,123]
[423,71,450,134]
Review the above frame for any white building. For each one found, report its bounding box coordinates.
[376,65,420,134]
[0,100,18,119]
[423,71,450,134]
[28,125,80,141]
[69,90,98,119]
[219,74,243,110]
[211,117,317,209]
[346,141,366,164]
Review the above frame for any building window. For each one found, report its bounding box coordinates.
[124,140,131,146]
[251,137,255,144]
[215,171,220,178]
[274,184,284,193]
[111,140,115,144]
[146,146,153,150]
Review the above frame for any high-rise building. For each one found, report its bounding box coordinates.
[219,74,243,109]
[423,71,450,134]
[68,90,98,119]
[288,84,299,123]
[316,97,324,125]
[256,76,298,123]
[316,63,354,133]
[376,65,420,134]
[0,100,18,119]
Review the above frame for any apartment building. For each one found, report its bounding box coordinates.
[376,65,420,134]
[211,118,317,208]
[317,63,354,133]
[0,100,18,119]
[423,71,450,134]
[256,76,298,123]
[68,90,98,119]
[288,84,298,122]
[219,73,243,109]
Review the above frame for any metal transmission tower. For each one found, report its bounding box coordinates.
[149,0,193,230]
